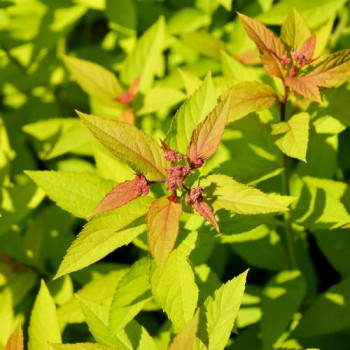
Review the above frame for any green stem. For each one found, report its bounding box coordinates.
[280,85,297,270]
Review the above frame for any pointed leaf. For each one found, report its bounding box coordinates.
[187,94,231,163]
[55,196,153,278]
[272,112,310,161]
[237,13,286,78]
[168,310,200,350]
[63,56,122,105]
[201,174,289,214]
[193,201,219,232]
[88,177,145,218]
[109,258,152,333]
[51,345,116,350]
[178,69,202,96]
[166,73,217,154]
[307,49,350,87]
[228,81,279,122]
[300,34,316,60]
[5,325,23,350]
[147,197,183,269]
[28,281,61,350]
[120,17,166,92]
[78,112,167,181]
[204,270,248,350]
[25,171,115,219]
[280,9,311,49]
[151,243,198,331]
[285,76,321,102]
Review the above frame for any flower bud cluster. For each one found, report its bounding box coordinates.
[191,156,204,169]
[185,187,203,205]
[166,165,190,192]
[134,174,150,195]
[291,50,309,67]
[165,149,183,162]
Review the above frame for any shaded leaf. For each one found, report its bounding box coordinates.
[51,344,116,350]
[55,196,153,278]
[28,280,61,350]
[271,112,310,161]
[78,112,167,181]
[63,56,122,105]
[147,197,183,269]
[187,93,231,163]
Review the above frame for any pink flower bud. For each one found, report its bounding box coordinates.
[281,55,291,65]
[134,174,150,195]
[185,187,203,205]
[191,156,204,169]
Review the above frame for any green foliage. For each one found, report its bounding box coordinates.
[2,1,350,349]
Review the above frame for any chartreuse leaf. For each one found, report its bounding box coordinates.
[201,174,289,215]
[293,277,350,338]
[77,295,157,350]
[5,325,23,350]
[109,258,152,333]
[166,73,217,154]
[187,93,231,163]
[63,56,122,106]
[280,8,310,49]
[120,16,166,92]
[151,233,198,331]
[168,310,199,350]
[237,13,286,78]
[51,344,116,350]
[307,49,350,88]
[147,197,182,269]
[201,270,248,350]
[227,81,279,122]
[55,196,153,278]
[28,280,61,350]
[78,112,167,181]
[271,112,310,161]
[261,270,306,347]
[25,171,115,219]
[178,69,202,95]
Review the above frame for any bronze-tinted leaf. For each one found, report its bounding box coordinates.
[147,197,183,268]
[237,12,286,78]
[193,201,219,232]
[187,94,231,163]
[5,325,23,350]
[88,176,148,218]
[285,76,321,103]
[300,34,316,60]
[306,49,350,87]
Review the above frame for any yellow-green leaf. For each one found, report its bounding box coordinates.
[51,344,116,350]
[63,56,122,106]
[5,325,23,350]
[201,174,289,214]
[272,112,310,161]
[55,196,153,278]
[78,112,167,181]
[28,281,61,350]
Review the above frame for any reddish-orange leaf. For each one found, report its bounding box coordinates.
[5,325,23,350]
[306,49,350,87]
[87,175,149,218]
[119,108,135,125]
[193,201,219,232]
[237,12,286,78]
[285,76,321,103]
[187,94,231,164]
[147,197,183,268]
[300,34,316,60]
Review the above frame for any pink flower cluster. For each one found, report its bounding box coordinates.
[291,50,309,67]
[185,187,203,205]
[134,174,150,195]
[165,149,182,162]
[165,165,190,192]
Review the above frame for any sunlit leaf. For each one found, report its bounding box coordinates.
[5,325,23,350]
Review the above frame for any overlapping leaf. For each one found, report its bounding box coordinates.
[5,325,23,350]
[78,112,167,181]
